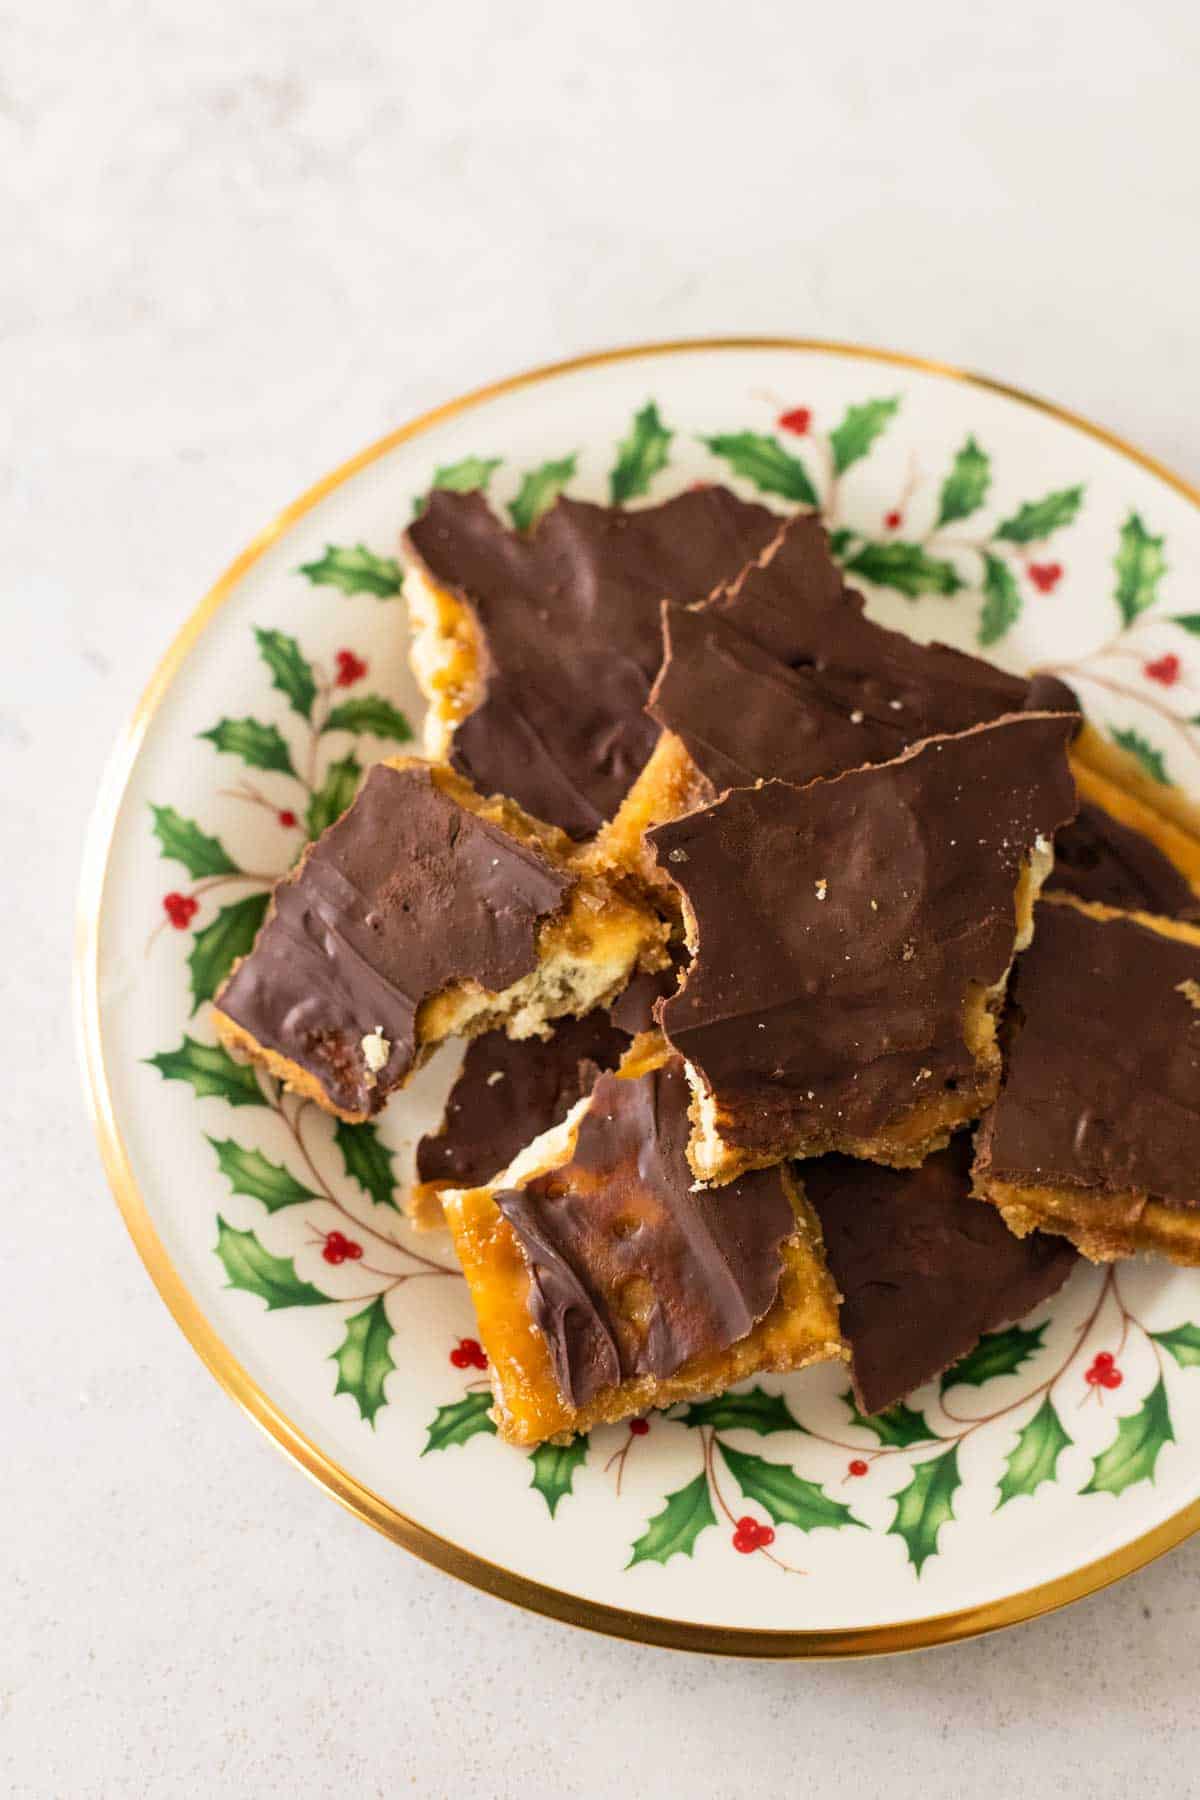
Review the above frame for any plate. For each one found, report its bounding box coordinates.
[77,338,1200,1656]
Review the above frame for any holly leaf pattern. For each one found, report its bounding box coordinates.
[431,456,502,496]
[331,1295,396,1427]
[207,1136,317,1212]
[1110,726,1169,786]
[829,396,900,475]
[996,1397,1073,1508]
[718,1443,860,1533]
[188,892,269,1011]
[1170,614,1200,636]
[1083,1377,1174,1497]
[627,1472,716,1569]
[936,436,991,527]
[1114,512,1167,628]
[702,432,817,505]
[1151,1322,1200,1369]
[146,1036,265,1107]
[843,541,962,599]
[422,1390,497,1453]
[528,1437,589,1517]
[679,1386,803,1436]
[978,552,1022,648]
[254,626,315,720]
[994,485,1084,544]
[215,1216,327,1310]
[888,1446,961,1575]
[847,1397,936,1447]
[333,1119,398,1211]
[941,1321,1047,1392]
[509,454,578,532]
[199,717,296,776]
[322,695,412,742]
[306,752,362,838]
[150,805,237,878]
[611,402,672,504]
[298,544,403,598]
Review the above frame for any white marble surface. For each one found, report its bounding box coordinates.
[5,1,1200,1793]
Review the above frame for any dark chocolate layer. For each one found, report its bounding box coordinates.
[216,764,572,1116]
[607,941,688,1035]
[494,1058,795,1407]
[1047,801,1199,917]
[651,714,1078,1156]
[802,1138,1076,1415]
[406,487,780,837]
[977,903,1200,1208]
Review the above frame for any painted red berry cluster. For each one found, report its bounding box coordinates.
[163,892,198,930]
[1145,653,1181,687]
[450,1336,488,1370]
[778,406,811,436]
[628,1417,650,1437]
[1085,1351,1123,1390]
[1027,561,1063,593]
[848,1458,869,1478]
[732,1515,775,1554]
[322,1230,363,1266]
[335,649,367,687]
[278,808,298,828]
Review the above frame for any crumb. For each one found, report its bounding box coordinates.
[889,699,903,710]
[815,878,827,901]
[870,899,878,911]
[1177,978,1200,1013]
[901,942,915,961]
[850,709,864,724]
[668,848,689,864]
[486,1069,507,1086]
[360,1027,390,1082]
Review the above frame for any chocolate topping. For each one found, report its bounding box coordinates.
[708,512,1068,735]
[651,714,1078,1150]
[216,763,572,1116]
[802,1138,1076,1414]
[494,1058,795,1407]
[607,941,689,1035]
[977,903,1200,1208]
[1047,801,1199,917]
[406,487,780,836]
[415,1012,629,1191]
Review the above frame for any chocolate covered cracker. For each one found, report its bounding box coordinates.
[1046,763,1200,918]
[213,759,666,1122]
[974,897,1200,1264]
[651,713,1078,1184]
[404,486,779,838]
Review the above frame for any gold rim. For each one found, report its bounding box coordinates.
[75,335,1200,1658]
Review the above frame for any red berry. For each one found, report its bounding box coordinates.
[1085,1366,1101,1385]
[278,809,298,828]
[335,649,367,687]
[736,1516,757,1533]
[451,1336,487,1370]
[1101,1368,1124,1389]
[1028,562,1063,593]
[884,509,902,531]
[629,1417,650,1436]
[1094,1351,1114,1369]
[449,1347,470,1368]
[778,407,811,436]
[322,1244,345,1265]
[757,1524,775,1548]
[163,892,198,930]
[342,1239,363,1261]
[1145,653,1181,688]
[848,1458,869,1477]
[732,1526,758,1554]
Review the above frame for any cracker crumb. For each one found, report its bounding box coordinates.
[870,899,878,911]
[915,1067,932,1082]
[1176,978,1200,1012]
[901,942,915,961]
[850,709,864,724]
[815,877,827,901]
[360,1027,390,1081]
[668,848,689,864]
[486,1069,506,1086]
[889,699,903,710]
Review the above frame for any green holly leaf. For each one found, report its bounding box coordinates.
[528,1436,589,1517]
[333,1119,398,1210]
[207,1136,317,1211]
[1170,614,1200,636]
[331,1295,396,1427]
[829,395,900,475]
[846,1397,936,1447]
[321,695,413,742]
[149,805,237,879]
[1151,1322,1200,1369]
[941,1321,1047,1392]
[188,892,269,1012]
[509,454,578,532]
[146,1036,265,1107]
[199,717,297,776]
[843,541,963,599]
[1083,1377,1174,1497]
[718,1442,861,1532]
[627,1472,716,1569]
[978,552,1022,648]
[994,485,1084,544]
[996,1397,1073,1508]
[827,527,857,558]
[422,1390,497,1454]
[702,432,816,505]
[610,402,673,504]
[1114,511,1167,628]
[254,626,316,720]
[679,1385,802,1436]
[214,1216,328,1310]
[298,544,404,598]
[306,752,362,838]
[1110,726,1169,786]
[431,455,502,497]
[936,436,991,527]
[888,1446,961,1575]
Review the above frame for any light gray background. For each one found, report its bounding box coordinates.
[5,2,1200,1794]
